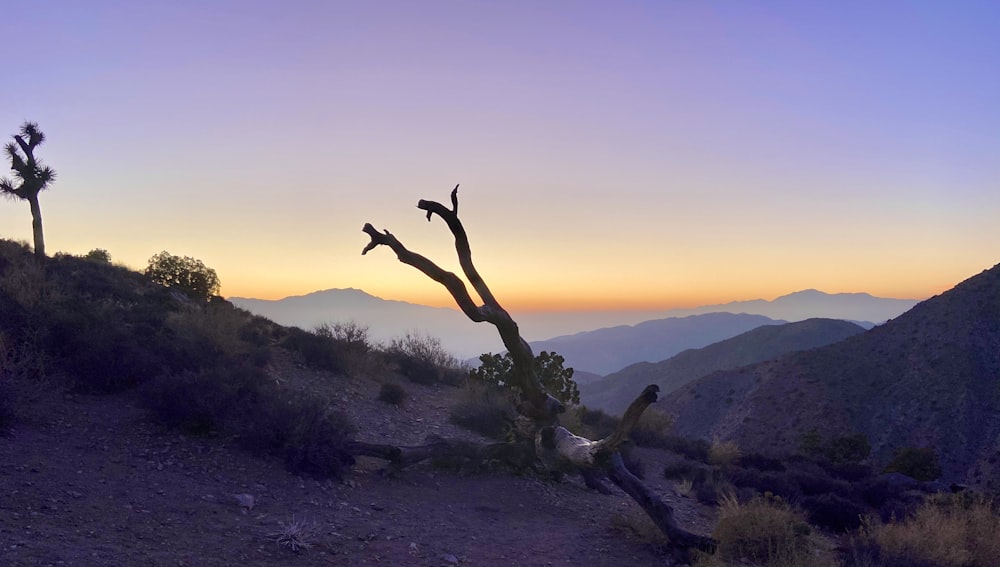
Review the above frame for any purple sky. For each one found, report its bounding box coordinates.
[2,1,998,310]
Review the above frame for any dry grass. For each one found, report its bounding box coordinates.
[863,494,1000,567]
[696,493,838,567]
[708,439,742,467]
[269,516,317,552]
[610,507,667,545]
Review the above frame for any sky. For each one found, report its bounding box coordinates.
[2,1,998,312]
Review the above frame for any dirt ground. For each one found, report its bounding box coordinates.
[0,354,713,566]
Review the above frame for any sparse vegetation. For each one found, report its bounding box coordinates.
[449,383,516,439]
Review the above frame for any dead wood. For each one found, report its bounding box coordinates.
[361,186,715,555]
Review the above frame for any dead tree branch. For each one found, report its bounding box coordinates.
[361,185,715,554]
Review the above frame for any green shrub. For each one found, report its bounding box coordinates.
[377,382,407,405]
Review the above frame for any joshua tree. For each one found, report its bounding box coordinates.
[1,122,57,257]
[359,186,714,557]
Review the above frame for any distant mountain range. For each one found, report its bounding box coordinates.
[529,313,786,375]
[658,263,1000,487]
[580,318,866,414]
[229,288,920,365]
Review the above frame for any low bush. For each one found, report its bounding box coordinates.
[708,439,742,467]
[698,494,836,567]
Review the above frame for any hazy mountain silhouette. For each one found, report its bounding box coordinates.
[653,289,919,325]
[230,288,920,361]
[580,318,865,415]
[529,313,786,375]
[658,263,1000,487]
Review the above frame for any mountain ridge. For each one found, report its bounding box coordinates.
[658,263,1000,487]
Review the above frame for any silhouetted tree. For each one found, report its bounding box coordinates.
[145,251,220,301]
[1,122,57,257]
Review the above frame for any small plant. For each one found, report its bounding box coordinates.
[377,382,407,405]
[270,516,316,552]
[469,350,579,405]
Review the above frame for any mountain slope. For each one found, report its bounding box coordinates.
[659,263,1000,487]
[529,313,785,375]
[580,318,865,415]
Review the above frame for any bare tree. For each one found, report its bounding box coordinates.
[360,185,714,556]
[1,122,57,258]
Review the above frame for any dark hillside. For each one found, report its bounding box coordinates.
[530,312,784,375]
[581,318,865,415]
[661,263,1000,487]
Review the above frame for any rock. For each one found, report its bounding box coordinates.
[441,553,459,564]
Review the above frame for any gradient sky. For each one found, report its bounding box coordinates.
[2,1,998,311]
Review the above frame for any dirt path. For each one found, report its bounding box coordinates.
[1,365,709,566]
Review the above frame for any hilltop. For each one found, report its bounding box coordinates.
[581,318,866,415]
[660,262,1000,488]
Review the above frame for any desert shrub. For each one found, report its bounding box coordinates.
[698,494,836,567]
[847,495,1000,567]
[144,251,220,301]
[377,382,407,405]
[387,331,462,386]
[708,439,742,467]
[469,350,579,404]
[281,327,345,373]
[801,493,866,532]
[884,447,942,481]
[629,409,673,447]
[448,384,516,440]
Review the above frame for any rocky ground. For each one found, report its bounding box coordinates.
[0,353,713,566]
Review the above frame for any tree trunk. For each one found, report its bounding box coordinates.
[27,195,45,258]
[361,186,714,555]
